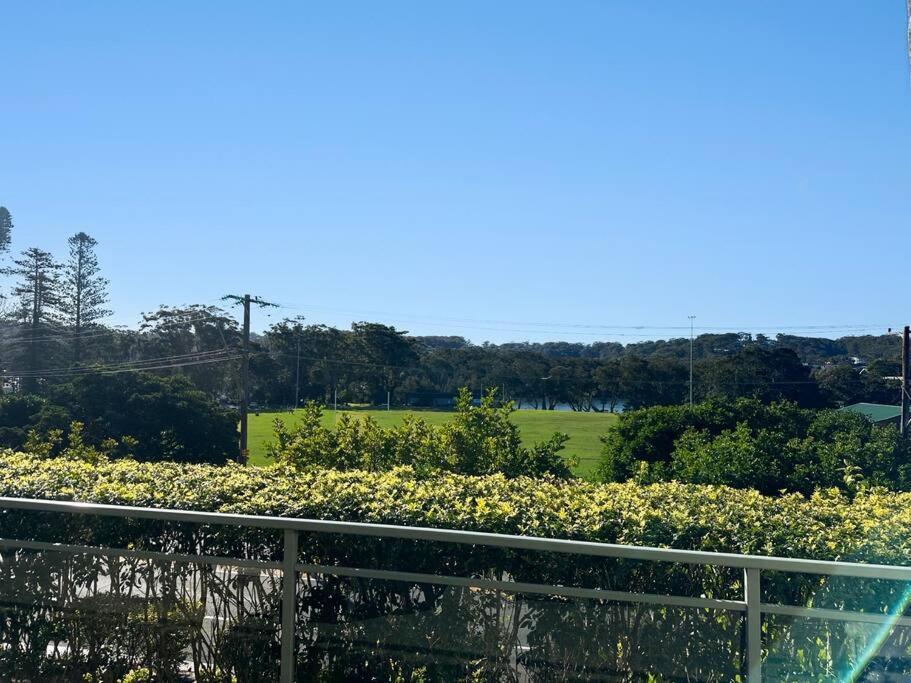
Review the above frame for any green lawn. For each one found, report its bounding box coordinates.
[247,408,617,477]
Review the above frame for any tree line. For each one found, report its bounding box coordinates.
[0,206,111,390]
[250,329,900,411]
[0,204,902,415]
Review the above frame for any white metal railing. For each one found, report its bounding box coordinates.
[1,495,910,681]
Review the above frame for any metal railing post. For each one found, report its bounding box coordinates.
[745,567,761,682]
[281,529,298,683]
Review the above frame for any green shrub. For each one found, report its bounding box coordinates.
[18,372,238,464]
[0,394,61,450]
[269,388,573,478]
[121,669,151,683]
[24,421,138,463]
[598,399,911,494]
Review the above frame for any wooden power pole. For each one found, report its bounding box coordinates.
[902,325,910,439]
[223,293,278,463]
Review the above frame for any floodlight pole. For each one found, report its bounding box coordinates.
[688,316,696,406]
[291,316,305,412]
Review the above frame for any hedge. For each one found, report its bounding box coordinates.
[1,450,910,680]
[1,449,910,562]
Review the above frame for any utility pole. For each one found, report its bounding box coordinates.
[223,293,278,463]
[902,325,909,438]
[688,315,696,406]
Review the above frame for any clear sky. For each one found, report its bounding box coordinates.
[1,2,909,343]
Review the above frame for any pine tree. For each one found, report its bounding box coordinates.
[0,207,12,255]
[61,232,111,365]
[0,207,14,317]
[6,247,62,390]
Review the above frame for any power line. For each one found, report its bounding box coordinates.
[8,346,231,373]
[0,313,230,346]
[3,349,235,378]
[0,328,129,345]
[273,302,892,334]
[220,322,885,345]
[0,352,240,379]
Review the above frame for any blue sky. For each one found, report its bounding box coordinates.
[1,2,909,343]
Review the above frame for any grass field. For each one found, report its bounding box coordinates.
[247,408,617,477]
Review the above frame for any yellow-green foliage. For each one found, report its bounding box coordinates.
[3,449,910,680]
[268,389,573,478]
[24,421,138,463]
[1,449,910,564]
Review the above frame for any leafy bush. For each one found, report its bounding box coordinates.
[0,372,237,464]
[24,421,138,463]
[269,388,573,478]
[3,452,911,679]
[2,450,911,563]
[598,399,911,494]
[0,394,64,450]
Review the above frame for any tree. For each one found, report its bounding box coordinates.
[509,351,551,409]
[548,359,598,411]
[350,322,418,405]
[815,364,865,407]
[139,304,240,398]
[42,372,237,464]
[618,356,687,409]
[0,393,62,450]
[594,359,623,411]
[5,247,62,390]
[60,232,111,364]
[698,347,823,407]
[0,207,12,256]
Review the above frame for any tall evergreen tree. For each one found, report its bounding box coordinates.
[6,248,62,390]
[0,207,14,317]
[0,207,12,255]
[61,232,111,364]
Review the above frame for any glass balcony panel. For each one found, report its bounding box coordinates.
[0,545,282,681]
[294,573,746,681]
[764,614,911,680]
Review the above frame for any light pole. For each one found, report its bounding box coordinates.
[688,315,696,406]
[541,376,551,411]
[290,316,305,412]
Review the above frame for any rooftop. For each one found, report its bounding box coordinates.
[838,402,902,423]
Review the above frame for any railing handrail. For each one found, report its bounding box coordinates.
[1,495,909,581]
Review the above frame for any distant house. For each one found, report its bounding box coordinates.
[838,402,902,426]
